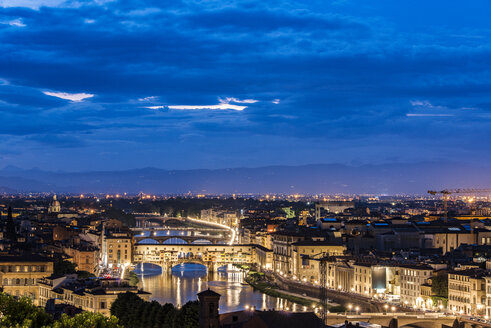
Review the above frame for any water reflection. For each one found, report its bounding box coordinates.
[134,263,299,313]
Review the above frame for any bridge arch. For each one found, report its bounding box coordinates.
[191,239,213,244]
[171,262,208,276]
[162,238,188,244]
[136,238,160,245]
[133,262,164,275]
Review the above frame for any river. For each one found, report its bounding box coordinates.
[134,263,308,313]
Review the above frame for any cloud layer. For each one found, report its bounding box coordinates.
[0,0,490,171]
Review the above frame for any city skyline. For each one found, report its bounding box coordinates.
[1,1,491,171]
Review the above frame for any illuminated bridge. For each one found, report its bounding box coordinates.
[324,313,460,328]
[134,216,186,228]
[133,244,255,271]
[133,229,230,245]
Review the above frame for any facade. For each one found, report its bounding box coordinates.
[0,255,54,301]
[254,244,273,271]
[315,201,354,219]
[290,241,346,283]
[64,245,99,274]
[272,230,326,276]
[325,259,354,292]
[399,265,433,308]
[353,263,373,297]
[38,277,151,316]
[102,231,133,268]
[485,276,491,318]
[48,195,61,214]
[448,269,486,316]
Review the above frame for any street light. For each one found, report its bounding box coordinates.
[355,306,360,313]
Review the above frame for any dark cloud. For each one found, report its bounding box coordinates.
[0,0,490,170]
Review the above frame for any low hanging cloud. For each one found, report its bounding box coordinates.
[1,18,26,27]
[138,96,159,102]
[43,91,94,102]
[406,113,455,117]
[144,97,258,111]
[145,105,165,109]
[410,100,447,110]
[218,97,258,104]
[0,0,66,9]
[169,103,247,111]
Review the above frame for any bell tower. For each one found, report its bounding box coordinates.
[197,288,221,328]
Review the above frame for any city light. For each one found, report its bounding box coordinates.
[3,1,490,325]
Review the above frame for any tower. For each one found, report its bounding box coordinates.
[197,288,221,328]
[48,195,61,214]
[6,206,16,241]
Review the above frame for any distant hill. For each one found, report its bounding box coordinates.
[0,185,17,194]
[0,162,490,195]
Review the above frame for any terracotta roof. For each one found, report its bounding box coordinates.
[198,288,221,297]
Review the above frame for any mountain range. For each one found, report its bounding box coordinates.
[0,162,490,195]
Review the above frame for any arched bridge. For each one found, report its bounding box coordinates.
[133,244,255,272]
[135,216,186,228]
[324,313,457,328]
[134,234,228,245]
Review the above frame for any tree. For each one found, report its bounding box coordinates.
[110,293,198,328]
[0,292,122,328]
[432,274,449,298]
[50,312,121,328]
[104,208,136,227]
[76,270,96,279]
[0,293,53,328]
[54,259,77,275]
[174,301,199,328]
[128,272,139,286]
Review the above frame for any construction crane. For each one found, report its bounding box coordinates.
[427,188,491,222]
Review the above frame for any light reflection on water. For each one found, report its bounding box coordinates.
[134,263,297,313]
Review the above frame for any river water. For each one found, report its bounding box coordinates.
[134,263,307,313]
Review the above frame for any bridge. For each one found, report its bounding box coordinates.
[324,313,457,328]
[135,216,186,228]
[133,244,255,271]
[133,230,230,245]
[131,227,228,233]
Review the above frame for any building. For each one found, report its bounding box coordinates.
[417,223,477,254]
[102,230,133,269]
[399,264,433,308]
[272,229,327,276]
[325,258,354,292]
[48,195,61,214]
[198,289,220,328]
[38,276,151,316]
[198,288,324,328]
[315,201,354,219]
[290,241,346,283]
[448,269,487,316]
[0,255,54,301]
[484,276,491,318]
[64,244,99,274]
[253,244,273,271]
[353,263,374,297]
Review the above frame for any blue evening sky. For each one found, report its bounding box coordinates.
[0,0,490,171]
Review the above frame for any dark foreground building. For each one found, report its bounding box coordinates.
[198,289,324,328]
